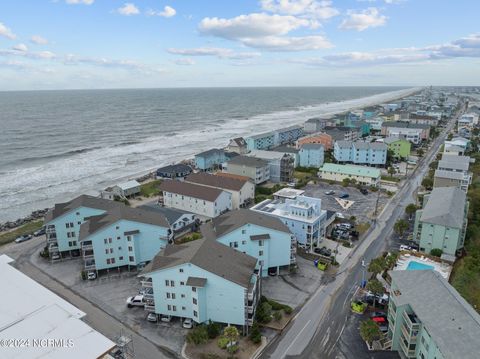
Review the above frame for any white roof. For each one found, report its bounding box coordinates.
[273,188,305,199]
[116,180,140,190]
[0,255,115,359]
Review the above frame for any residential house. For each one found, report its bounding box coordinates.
[296,132,333,150]
[223,156,270,184]
[299,143,324,168]
[185,172,254,209]
[365,117,384,132]
[333,140,387,165]
[383,137,411,159]
[139,239,260,330]
[443,145,465,156]
[159,180,232,218]
[408,113,439,126]
[79,206,172,273]
[269,145,300,167]
[434,154,472,192]
[324,126,360,142]
[111,180,141,198]
[139,204,198,236]
[272,188,305,201]
[318,163,381,186]
[304,118,332,133]
[44,195,123,260]
[387,270,480,359]
[156,164,193,180]
[381,122,430,144]
[200,209,295,276]
[457,113,479,131]
[194,148,236,171]
[251,195,327,248]
[413,187,468,256]
[444,136,470,152]
[226,137,248,154]
[248,150,295,183]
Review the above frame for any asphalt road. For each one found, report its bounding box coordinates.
[260,110,460,359]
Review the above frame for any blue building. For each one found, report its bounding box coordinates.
[299,143,324,168]
[194,149,236,171]
[44,195,123,261]
[251,195,327,249]
[79,206,172,273]
[276,125,304,146]
[245,125,304,151]
[201,209,295,276]
[139,238,260,331]
[334,140,387,166]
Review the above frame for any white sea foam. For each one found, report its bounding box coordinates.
[0,87,419,221]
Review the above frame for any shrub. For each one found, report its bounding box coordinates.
[284,306,293,315]
[80,270,87,280]
[273,311,282,321]
[217,337,229,349]
[206,320,222,339]
[250,322,262,344]
[255,302,272,323]
[187,326,209,345]
[191,232,202,240]
[227,345,239,354]
[430,248,443,257]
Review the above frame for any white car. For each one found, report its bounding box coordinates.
[399,244,412,251]
[160,315,172,322]
[126,295,145,308]
[147,313,158,322]
[336,212,345,219]
[87,272,96,280]
[183,318,193,329]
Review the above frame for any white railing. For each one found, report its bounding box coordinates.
[141,280,153,288]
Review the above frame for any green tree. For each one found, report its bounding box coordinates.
[405,203,418,219]
[187,325,209,345]
[385,252,399,269]
[249,322,262,344]
[394,219,409,237]
[422,177,433,190]
[368,257,387,277]
[359,319,382,344]
[342,178,351,187]
[417,148,425,157]
[273,311,282,321]
[255,302,272,323]
[430,248,443,257]
[206,320,222,339]
[223,326,240,354]
[366,279,385,309]
[388,166,396,176]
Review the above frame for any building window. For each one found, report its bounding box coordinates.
[104,238,108,244]
[259,260,264,266]
[129,256,134,262]
[167,305,171,311]
[119,256,124,260]
[165,280,170,286]
[105,249,109,255]
[111,258,115,264]
[172,306,176,311]
[259,250,264,256]
[193,310,198,317]
[180,281,185,286]
[170,280,175,287]
[242,229,246,234]
[179,268,184,273]
[234,242,238,248]
[106,259,111,264]
[182,306,186,310]
[127,236,132,241]
[109,248,113,254]
[166,293,171,299]
[172,293,176,299]
[117,236,120,240]
[192,287,197,292]
[108,238,112,243]
[242,240,246,245]
[76,212,80,215]
[128,246,133,251]
[258,240,263,247]
[193,298,197,305]
[116,226,119,230]
[181,294,185,298]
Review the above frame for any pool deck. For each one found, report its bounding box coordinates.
[394,252,452,279]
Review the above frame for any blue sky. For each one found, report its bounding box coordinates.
[0,0,479,90]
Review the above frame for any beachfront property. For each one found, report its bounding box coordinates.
[139,239,260,330]
[159,180,232,218]
[386,270,480,359]
[200,209,295,276]
[318,163,381,186]
[333,140,387,166]
[269,145,300,167]
[394,252,452,279]
[383,137,412,159]
[225,137,248,154]
[299,143,324,168]
[139,204,198,236]
[272,187,305,201]
[111,180,141,198]
[0,255,116,358]
[381,122,430,144]
[156,163,193,180]
[407,113,440,126]
[457,112,479,131]
[247,150,295,183]
[245,125,304,151]
[434,154,472,192]
[296,132,333,151]
[223,155,270,184]
[194,148,237,171]
[345,120,371,137]
[303,118,332,133]
[79,206,172,273]
[413,187,468,257]
[251,195,327,248]
[365,117,384,132]
[444,136,470,153]
[184,172,254,209]
[44,195,123,260]
[324,126,360,142]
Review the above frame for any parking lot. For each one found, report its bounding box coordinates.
[304,182,390,224]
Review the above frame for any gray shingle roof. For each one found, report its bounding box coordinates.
[420,187,467,228]
[200,209,291,239]
[382,121,430,129]
[79,206,169,240]
[159,180,224,202]
[389,270,480,359]
[139,204,195,225]
[186,277,207,287]
[369,142,387,150]
[300,143,324,150]
[185,172,247,191]
[353,141,369,150]
[227,155,268,167]
[142,238,257,288]
[434,170,465,181]
[335,140,352,149]
[438,154,471,172]
[44,195,123,223]
[156,164,192,175]
[195,148,225,158]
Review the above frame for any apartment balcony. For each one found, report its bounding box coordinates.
[400,323,418,343]
[83,250,94,259]
[46,226,56,234]
[399,336,417,358]
[81,241,93,250]
[141,280,153,288]
[49,243,59,254]
[402,311,420,330]
[84,260,96,271]
[46,235,57,244]
[144,303,155,312]
[290,254,296,263]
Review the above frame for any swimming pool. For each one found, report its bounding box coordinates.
[406,261,435,271]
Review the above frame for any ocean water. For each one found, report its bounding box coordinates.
[0,87,414,222]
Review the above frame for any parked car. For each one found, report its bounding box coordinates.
[338,193,349,199]
[126,295,145,308]
[399,244,412,251]
[33,227,46,236]
[160,315,172,322]
[87,271,97,280]
[15,234,32,243]
[336,212,345,219]
[139,287,153,296]
[147,313,158,322]
[314,246,331,257]
[324,190,335,195]
[183,318,193,329]
[268,267,278,276]
[360,188,368,195]
[51,254,60,260]
[370,311,386,318]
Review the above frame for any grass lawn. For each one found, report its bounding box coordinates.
[0,220,43,247]
[380,175,400,183]
[356,222,371,235]
[140,179,162,197]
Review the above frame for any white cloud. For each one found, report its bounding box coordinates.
[146,6,176,18]
[198,13,331,51]
[0,22,16,40]
[167,47,261,60]
[117,3,140,16]
[174,58,195,66]
[12,43,28,52]
[66,0,94,5]
[260,0,339,20]
[339,7,387,31]
[30,35,49,45]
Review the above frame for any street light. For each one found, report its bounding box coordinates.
[361,258,367,288]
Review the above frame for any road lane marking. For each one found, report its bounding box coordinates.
[283,319,312,358]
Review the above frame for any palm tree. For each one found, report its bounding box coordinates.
[366,279,385,309]
[405,203,418,220]
[394,219,409,237]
